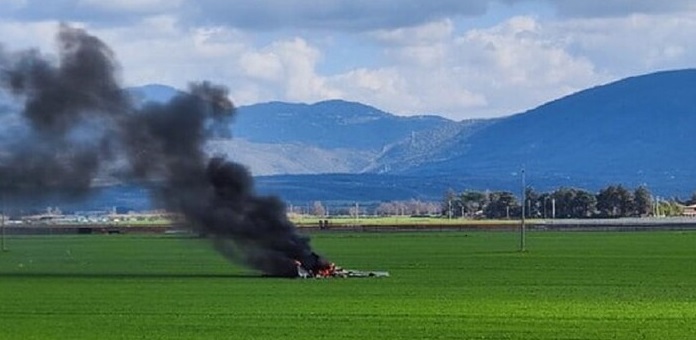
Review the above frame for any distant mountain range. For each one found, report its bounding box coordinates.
[403,69,696,194]
[252,69,696,201]
[217,99,485,176]
[4,69,696,209]
[129,85,473,176]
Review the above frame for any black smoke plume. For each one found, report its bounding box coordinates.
[0,24,323,276]
[0,23,128,199]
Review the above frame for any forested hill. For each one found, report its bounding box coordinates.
[405,69,696,194]
[124,86,471,176]
[232,100,454,151]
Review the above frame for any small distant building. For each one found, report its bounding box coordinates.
[682,204,696,217]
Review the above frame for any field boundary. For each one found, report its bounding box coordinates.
[5,217,696,235]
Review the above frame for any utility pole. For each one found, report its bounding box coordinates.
[448,199,452,220]
[1,212,5,252]
[520,168,526,252]
[543,197,547,219]
[1,194,6,252]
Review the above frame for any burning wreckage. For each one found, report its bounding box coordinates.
[294,253,389,279]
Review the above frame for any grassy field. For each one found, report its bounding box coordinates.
[0,231,695,339]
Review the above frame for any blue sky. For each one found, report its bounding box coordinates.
[1,0,696,120]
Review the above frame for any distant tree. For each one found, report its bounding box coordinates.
[633,186,652,217]
[453,197,465,218]
[394,202,406,216]
[550,187,596,218]
[375,202,395,216]
[551,187,576,218]
[376,200,441,216]
[657,200,684,216]
[685,192,696,206]
[406,199,438,216]
[571,189,597,218]
[348,203,360,218]
[460,190,487,217]
[538,192,552,218]
[425,202,440,215]
[524,187,541,218]
[442,189,458,218]
[596,185,633,218]
[312,201,326,217]
[484,191,518,219]
[406,199,421,215]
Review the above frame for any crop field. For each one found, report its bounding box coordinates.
[1,231,695,339]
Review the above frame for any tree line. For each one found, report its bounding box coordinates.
[303,200,441,217]
[300,184,693,219]
[443,185,686,219]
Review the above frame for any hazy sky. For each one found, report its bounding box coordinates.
[2,0,695,120]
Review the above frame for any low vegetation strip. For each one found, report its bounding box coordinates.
[7,217,696,235]
[0,231,695,339]
[293,216,525,226]
[294,216,696,232]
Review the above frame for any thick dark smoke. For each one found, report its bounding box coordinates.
[0,23,128,198]
[0,24,323,276]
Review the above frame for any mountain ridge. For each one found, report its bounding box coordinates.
[125,86,468,176]
[84,69,696,203]
[3,69,693,209]
[405,69,696,192]
[232,99,457,151]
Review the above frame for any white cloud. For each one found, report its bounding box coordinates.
[183,0,491,31]
[324,16,602,119]
[329,67,414,110]
[373,19,453,68]
[92,20,340,105]
[77,0,183,13]
[266,38,340,101]
[552,13,696,74]
[373,19,455,46]
[3,1,695,33]
[0,0,27,10]
[239,51,284,83]
[0,0,493,32]
[3,3,696,121]
[335,68,402,93]
[458,16,602,88]
[318,20,490,118]
[547,0,696,18]
[91,21,244,87]
[456,17,606,116]
[0,20,58,50]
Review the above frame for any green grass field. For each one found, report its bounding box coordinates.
[1,231,695,339]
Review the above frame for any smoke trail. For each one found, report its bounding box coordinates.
[0,24,127,200]
[123,82,322,276]
[0,24,323,276]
